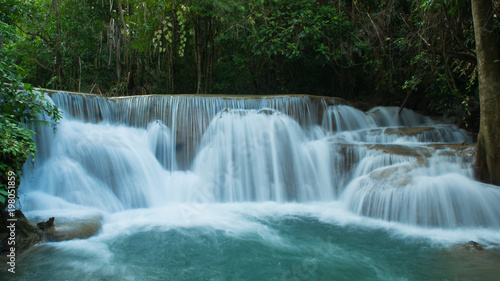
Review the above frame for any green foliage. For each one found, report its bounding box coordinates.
[0,64,60,126]
[0,116,36,205]
[0,1,61,207]
[12,0,117,92]
[0,0,22,24]
[0,59,61,207]
[1,0,484,126]
[403,0,477,125]
[210,0,355,95]
[248,0,350,61]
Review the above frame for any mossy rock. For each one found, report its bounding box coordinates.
[0,210,42,255]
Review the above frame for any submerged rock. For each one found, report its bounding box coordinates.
[438,242,500,279]
[463,241,484,251]
[367,162,415,187]
[367,143,475,160]
[367,144,433,158]
[382,126,437,136]
[33,214,103,242]
[428,143,476,158]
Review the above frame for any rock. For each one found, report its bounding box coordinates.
[0,209,103,261]
[368,144,433,158]
[428,143,476,157]
[36,217,55,230]
[258,108,277,115]
[463,240,484,251]
[441,241,500,279]
[30,212,103,242]
[43,216,102,242]
[0,210,42,256]
[383,126,437,137]
[368,162,415,187]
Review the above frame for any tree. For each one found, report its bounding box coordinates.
[472,0,500,185]
[0,0,61,209]
[404,1,477,121]
[220,0,352,95]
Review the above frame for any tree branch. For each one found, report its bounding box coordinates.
[13,24,53,47]
[29,58,55,74]
[400,14,431,47]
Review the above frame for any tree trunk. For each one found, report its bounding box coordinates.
[117,1,128,82]
[53,0,62,89]
[194,17,205,94]
[193,16,214,94]
[194,17,201,94]
[472,0,500,185]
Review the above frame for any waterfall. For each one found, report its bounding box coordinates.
[19,91,500,229]
[192,109,335,202]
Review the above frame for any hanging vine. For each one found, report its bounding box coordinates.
[107,17,123,84]
[151,2,189,94]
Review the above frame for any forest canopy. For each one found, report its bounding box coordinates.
[1,0,500,130]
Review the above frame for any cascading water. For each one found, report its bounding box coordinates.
[7,92,500,280]
[192,109,336,202]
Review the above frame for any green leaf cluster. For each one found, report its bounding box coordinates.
[0,1,61,207]
[249,0,350,61]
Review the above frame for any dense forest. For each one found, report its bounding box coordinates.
[2,0,498,128]
[1,0,500,195]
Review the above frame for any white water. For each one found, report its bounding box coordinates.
[19,93,500,233]
[12,93,500,280]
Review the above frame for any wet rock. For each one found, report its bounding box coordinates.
[0,209,104,259]
[368,144,432,158]
[463,240,484,251]
[258,108,275,115]
[427,143,476,158]
[35,214,103,242]
[0,210,42,255]
[441,242,500,279]
[36,217,55,230]
[366,143,475,161]
[368,163,415,187]
[382,127,437,136]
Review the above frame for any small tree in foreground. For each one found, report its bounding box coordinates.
[0,5,61,209]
